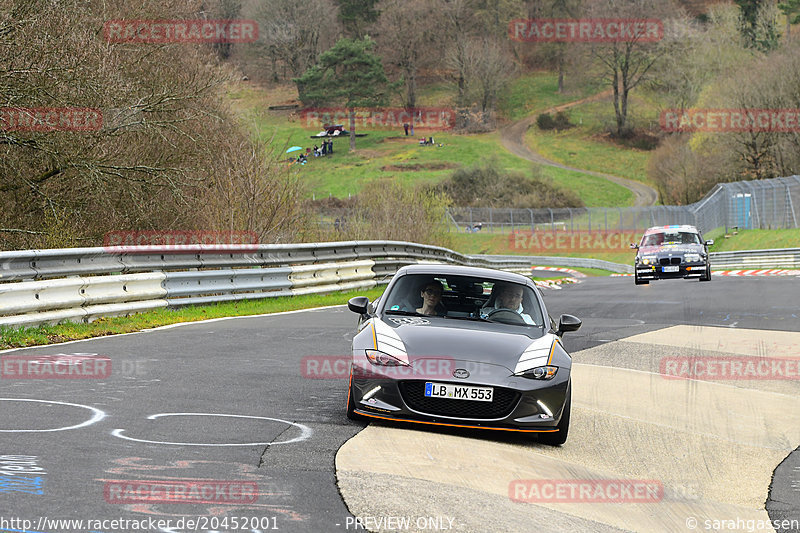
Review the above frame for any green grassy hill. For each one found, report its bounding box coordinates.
[230,78,637,206]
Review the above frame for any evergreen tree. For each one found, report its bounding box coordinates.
[735,0,780,51]
[294,38,398,151]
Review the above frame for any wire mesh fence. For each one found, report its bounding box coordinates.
[448,175,800,235]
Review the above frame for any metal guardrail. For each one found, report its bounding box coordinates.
[0,241,796,328]
[708,248,800,270]
[476,255,634,274]
[0,241,544,328]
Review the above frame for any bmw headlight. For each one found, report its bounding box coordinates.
[684,253,701,262]
[365,349,409,367]
[639,255,657,265]
[515,365,558,380]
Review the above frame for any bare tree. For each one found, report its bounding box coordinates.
[523,0,585,92]
[374,0,438,109]
[650,5,748,114]
[464,37,516,113]
[442,0,480,108]
[243,0,341,81]
[0,0,306,249]
[207,0,243,59]
[470,0,526,40]
[585,0,683,137]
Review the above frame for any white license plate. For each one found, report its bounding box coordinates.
[662,265,679,273]
[424,382,493,402]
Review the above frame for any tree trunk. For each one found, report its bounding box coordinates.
[620,87,629,136]
[457,73,466,107]
[406,68,417,110]
[611,70,623,136]
[349,109,356,152]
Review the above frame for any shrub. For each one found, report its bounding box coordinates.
[537,111,573,131]
[553,111,572,130]
[306,180,453,248]
[437,158,583,209]
[536,113,556,130]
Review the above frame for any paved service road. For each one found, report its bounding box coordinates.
[1,276,799,533]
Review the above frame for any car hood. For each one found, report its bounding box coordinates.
[639,244,704,255]
[377,317,540,369]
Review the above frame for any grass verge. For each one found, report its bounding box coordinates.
[0,286,386,350]
[524,94,659,187]
[705,228,800,253]
[449,232,634,266]
[499,73,604,121]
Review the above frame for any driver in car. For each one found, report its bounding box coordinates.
[486,283,535,325]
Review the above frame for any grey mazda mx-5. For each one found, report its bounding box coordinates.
[346,264,581,446]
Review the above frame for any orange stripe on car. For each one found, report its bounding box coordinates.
[371,321,377,350]
[356,412,558,433]
[346,370,353,409]
[547,338,558,365]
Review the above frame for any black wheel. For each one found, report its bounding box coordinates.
[699,265,711,282]
[537,384,571,446]
[634,273,649,285]
[346,370,363,421]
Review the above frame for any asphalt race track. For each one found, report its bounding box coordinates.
[1,275,799,533]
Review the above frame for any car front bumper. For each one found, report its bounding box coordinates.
[636,262,708,280]
[349,360,570,432]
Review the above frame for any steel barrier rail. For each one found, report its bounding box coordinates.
[164,268,293,298]
[0,241,535,282]
[709,248,800,270]
[473,255,634,274]
[0,273,168,327]
[0,277,86,316]
[1,241,797,328]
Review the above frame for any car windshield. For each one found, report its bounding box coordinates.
[642,231,702,247]
[381,273,543,327]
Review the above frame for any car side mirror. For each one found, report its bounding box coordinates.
[629,243,639,250]
[556,314,582,336]
[348,296,370,315]
[705,239,714,246]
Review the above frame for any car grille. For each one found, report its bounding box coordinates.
[659,257,681,266]
[398,381,520,419]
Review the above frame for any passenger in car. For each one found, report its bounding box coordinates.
[417,281,446,316]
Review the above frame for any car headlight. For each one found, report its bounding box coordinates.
[515,365,558,380]
[365,349,409,367]
[639,255,657,265]
[684,253,701,262]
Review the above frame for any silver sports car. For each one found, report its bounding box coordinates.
[346,264,581,445]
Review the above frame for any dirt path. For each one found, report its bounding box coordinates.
[499,90,659,207]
